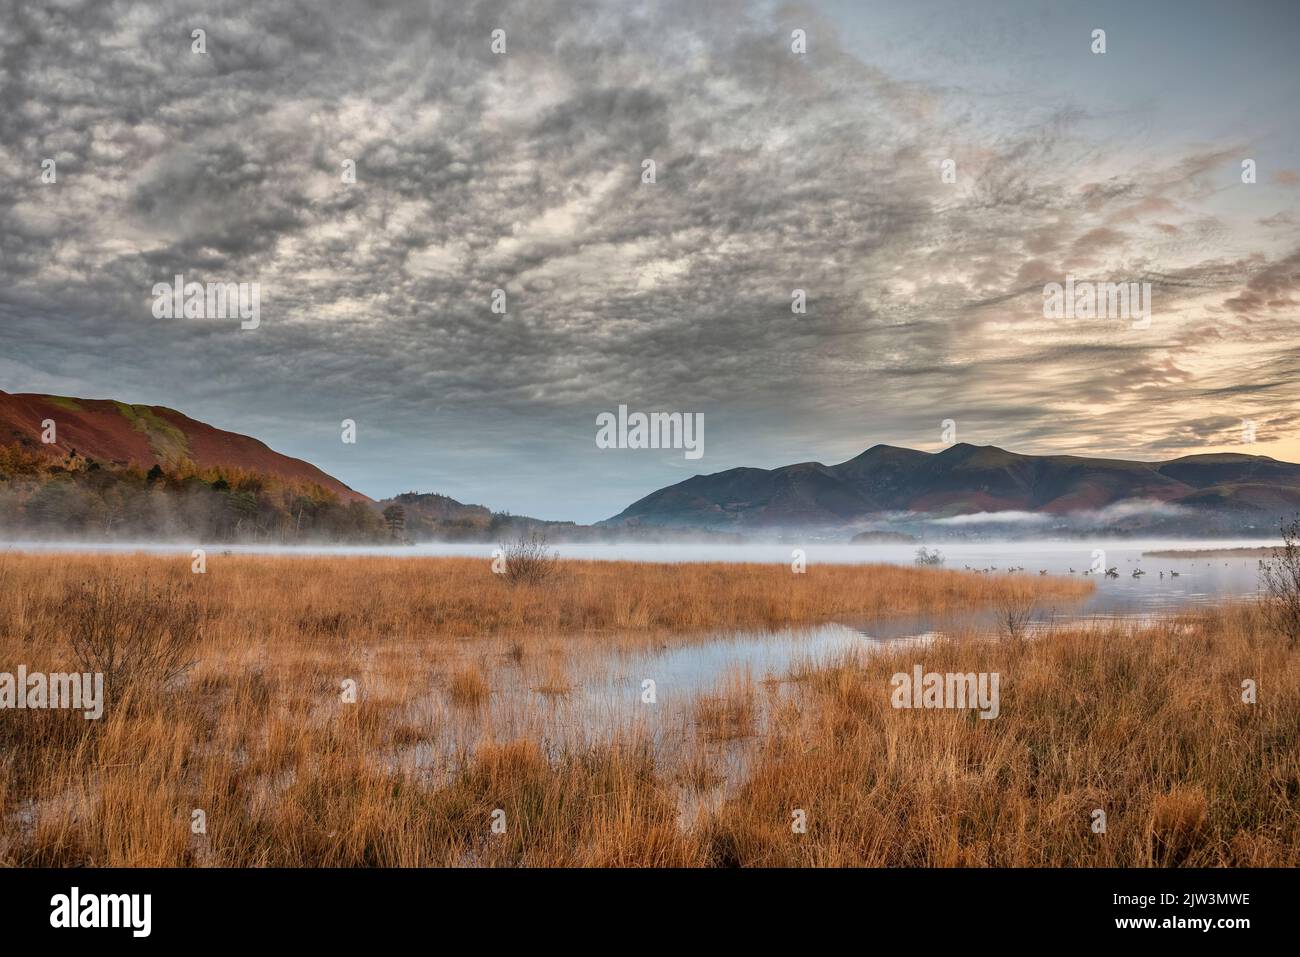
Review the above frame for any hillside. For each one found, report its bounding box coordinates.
[0,391,367,503]
[602,443,1300,534]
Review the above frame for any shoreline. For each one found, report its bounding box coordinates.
[1143,546,1280,558]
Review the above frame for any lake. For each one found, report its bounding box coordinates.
[2,537,1274,615]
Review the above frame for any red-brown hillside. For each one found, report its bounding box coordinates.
[0,390,370,504]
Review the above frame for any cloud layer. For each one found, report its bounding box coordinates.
[2,0,1298,521]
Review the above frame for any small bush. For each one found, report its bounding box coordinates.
[1260,514,1300,648]
[65,577,203,692]
[501,532,560,586]
[995,589,1036,641]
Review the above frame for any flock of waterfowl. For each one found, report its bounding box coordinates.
[961,561,1191,579]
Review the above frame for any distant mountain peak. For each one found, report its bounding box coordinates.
[602,441,1300,533]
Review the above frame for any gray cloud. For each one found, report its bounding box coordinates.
[1,0,1298,522]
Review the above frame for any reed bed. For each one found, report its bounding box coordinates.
[1,551,1293,866]
[698,602,1300,866]
[0,551,1093,641]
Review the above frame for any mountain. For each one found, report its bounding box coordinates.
[380,491,492,525]
[0,391,368,503]
[601,443,1300,535]
[0,391,746,544]
[376,491,493,540]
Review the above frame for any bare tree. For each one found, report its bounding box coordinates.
[501,531,560,586]
[67,578,203,692]
[995,589,1036,641]
[1260,514,1300,648]
[914,546,945,567]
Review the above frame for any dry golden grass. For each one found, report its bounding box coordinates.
[692,670,757,742]
[532,657,572,698]
[697,603,1300,866]
[447,664,490,707]
[0,552,1092,641]
[1,551,1294,867]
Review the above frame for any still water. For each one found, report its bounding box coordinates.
[587,540,1273,697]
[7,538,1273,695]
[375,539,1277,758]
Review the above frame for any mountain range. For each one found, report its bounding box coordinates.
[5,390,1297,540]
[601,443,1300,536]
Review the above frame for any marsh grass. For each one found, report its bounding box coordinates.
[532,657,571,698]
[0,552,1292,867]
[697,604,1300,866]
[692,670,757,742]
[447,664,490,707]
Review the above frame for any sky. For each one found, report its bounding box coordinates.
[2,0,1298,523]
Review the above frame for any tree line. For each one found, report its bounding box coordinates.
[0,443,386,543]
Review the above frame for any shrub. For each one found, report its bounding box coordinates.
[66,577,203,692]
[501,532,560,586]
[1260,514,1300,648]
[914,546,945,567]
[995,588,1036,641]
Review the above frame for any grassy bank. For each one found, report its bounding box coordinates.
[0,551,1092,638]
[1143,546,1279,559]
[2,553,1295,866]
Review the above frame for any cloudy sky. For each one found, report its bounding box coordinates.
[2,0,1298,522]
